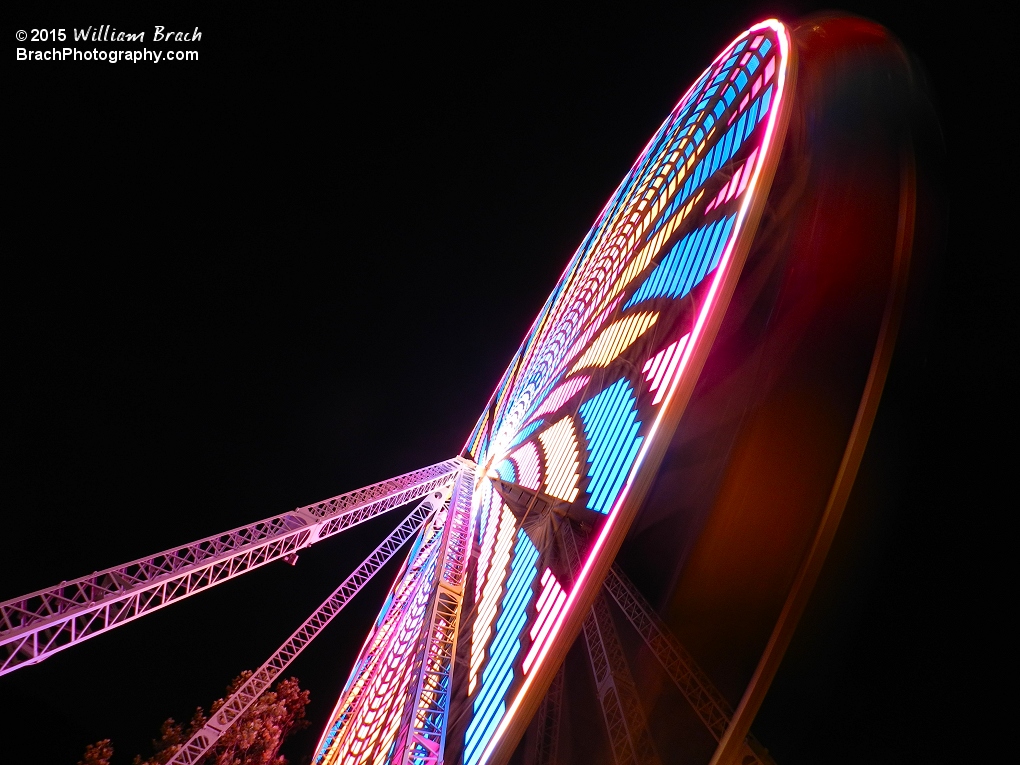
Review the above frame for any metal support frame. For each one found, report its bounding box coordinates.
[525,664,564,765]
[166,486,453,765]
[604,564,775,765]
[314,527,446,765]
[561,524,661,765]
[0,458,464,675]
[392,466,476,765]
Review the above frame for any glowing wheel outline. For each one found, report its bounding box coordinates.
[313,19,796,765]
[465,21,795,765]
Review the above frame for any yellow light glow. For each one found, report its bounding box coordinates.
[568,312,659,374]
[538,417,581,502]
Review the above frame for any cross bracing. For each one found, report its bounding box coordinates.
[0,458,463,675]
[166,485,454,765]
[315,521,448,765]
[561,522,662,765]
[0,458,781,765]
[605,564,776,765]
[392,467,475,765]
[524,664,564,765]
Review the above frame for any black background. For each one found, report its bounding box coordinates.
[3,1,1007,763]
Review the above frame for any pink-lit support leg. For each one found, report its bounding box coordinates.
[391,466,477,765]
[604,564,775,765]
[165,482,457,765]
[0,458,465,676]
[560,523,661,765]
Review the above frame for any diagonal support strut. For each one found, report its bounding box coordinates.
[165,484,455,765]
[604,564,776,765]
[561,522,662,765]
[0,458,466,675]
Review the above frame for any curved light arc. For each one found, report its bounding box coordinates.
[473,18,794,765]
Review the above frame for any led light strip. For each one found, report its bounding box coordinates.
[470,20,793,765]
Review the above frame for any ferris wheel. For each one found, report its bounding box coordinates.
[0,15,933,765]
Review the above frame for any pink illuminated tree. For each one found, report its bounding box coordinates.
[81,674,309,765]
[79,739,114,765]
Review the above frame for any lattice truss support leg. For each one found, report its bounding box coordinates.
[604,565,776,765]
[525,664,564,765]
[561,523,661,765]
[314,521,447,765]
[165,484,456,765]
[0,458,467,675]
[391,466,476,765]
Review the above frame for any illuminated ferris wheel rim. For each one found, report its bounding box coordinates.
[306,12,801,756]
[463,20,797,765]
[469,17,794,463]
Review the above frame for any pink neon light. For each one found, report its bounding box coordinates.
[705,149,757,215]
[725,164,745,203]
[736,149,757,196]
[533,573,556,614]
[644,333,691,404]
[473,21,791,765]
[522,570,567,674]
[648,344,673,397]
[714,180,731,208]
[647,340,674,395]
[752,75,762,97]
[642,350,662,379]
[509,441,541,490]
[705,181,728,214]
[523,590,566,674]
[527,375,591,423]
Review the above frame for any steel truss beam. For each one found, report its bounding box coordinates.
[525,664,564,765]
[604,565,775,765]
[0,458,464,675]
[392,466,476,765]
[166,486,454,765]
[561,524,661,765]
[314,528,446,765]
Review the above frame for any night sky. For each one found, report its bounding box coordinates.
[4,2,1005,763]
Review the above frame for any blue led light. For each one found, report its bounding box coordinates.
[495,460,516,483]
[746,100,760,136]
[463,531,538,765]
[508,419,543,450]
[579,379,644,514]
[626,215,736,309]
